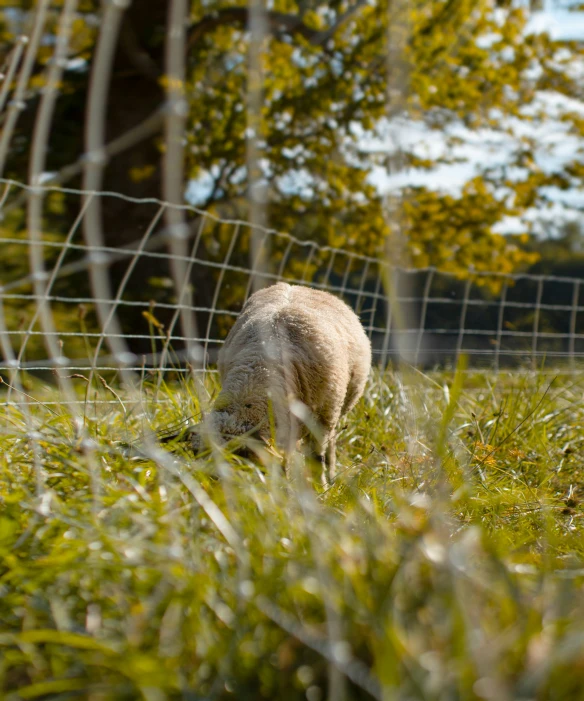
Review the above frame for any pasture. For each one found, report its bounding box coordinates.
[2,0,584,698]
[1,367,583,699]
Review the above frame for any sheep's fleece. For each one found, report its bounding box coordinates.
[176,282,371,479]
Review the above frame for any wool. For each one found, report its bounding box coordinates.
[177,282,371,482]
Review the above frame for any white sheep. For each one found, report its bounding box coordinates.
[171,282,372,482]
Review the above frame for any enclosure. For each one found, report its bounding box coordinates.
[1,0,584,699]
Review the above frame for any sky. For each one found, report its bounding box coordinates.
[184,1,584,237]
[527,1,584,41]
[366,1,584,236]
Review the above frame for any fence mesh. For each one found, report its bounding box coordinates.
[2,176,584,410]
[1,4,584,698]
[1,0,583,414]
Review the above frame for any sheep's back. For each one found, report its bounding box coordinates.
[274,288,371,413]
[218,284,370,417]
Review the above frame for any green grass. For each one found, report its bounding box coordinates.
[2,367,584,700]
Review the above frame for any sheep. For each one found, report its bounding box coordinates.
[169,282,372,483]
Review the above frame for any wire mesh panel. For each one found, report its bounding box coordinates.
[2,178,584,410]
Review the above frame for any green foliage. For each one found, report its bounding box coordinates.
[402,179,540,282]
[5,0,584,279]
[0,195,99,363]
[183,0,554,273]
[1,369,584,697]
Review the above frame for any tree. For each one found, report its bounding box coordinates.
[1,0,584,356]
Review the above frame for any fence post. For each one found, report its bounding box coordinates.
[414,268,434,366]
[379,264,395,370]
[367,263,384,341]
[355,260,371,318]
[569,280,580,371]
[244,230,271,302]
[276,239,295,281]
[455,277,472,366]
[339,253,355,303]
[156,215,208,385]
[301,242,317,283]
[322,250,336,289]
[203,223,241,370]
[494,280,508,373]
[532,276,544,370]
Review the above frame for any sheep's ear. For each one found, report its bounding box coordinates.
[213,392,232,411]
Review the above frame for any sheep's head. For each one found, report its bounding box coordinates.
[187,392,270,455]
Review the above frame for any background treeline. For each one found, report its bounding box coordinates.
[1,0,584,369]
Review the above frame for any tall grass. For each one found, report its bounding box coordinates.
[1,368,584,699]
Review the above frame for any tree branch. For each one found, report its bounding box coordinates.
[187,0,368,49]
[119,20,162,81]
[313,0,369,47]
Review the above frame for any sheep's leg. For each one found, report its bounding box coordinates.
[301,431,327,486]
[304,412,338,486]
[324,434,336,483]
[314,431,336,486]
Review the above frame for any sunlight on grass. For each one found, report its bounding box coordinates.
[1,368,584,698]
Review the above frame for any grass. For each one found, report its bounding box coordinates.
[2,366,584,699]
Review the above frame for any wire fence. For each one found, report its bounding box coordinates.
[1,0,584,415]
[2,177,584,403]
[1,6,584,699]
